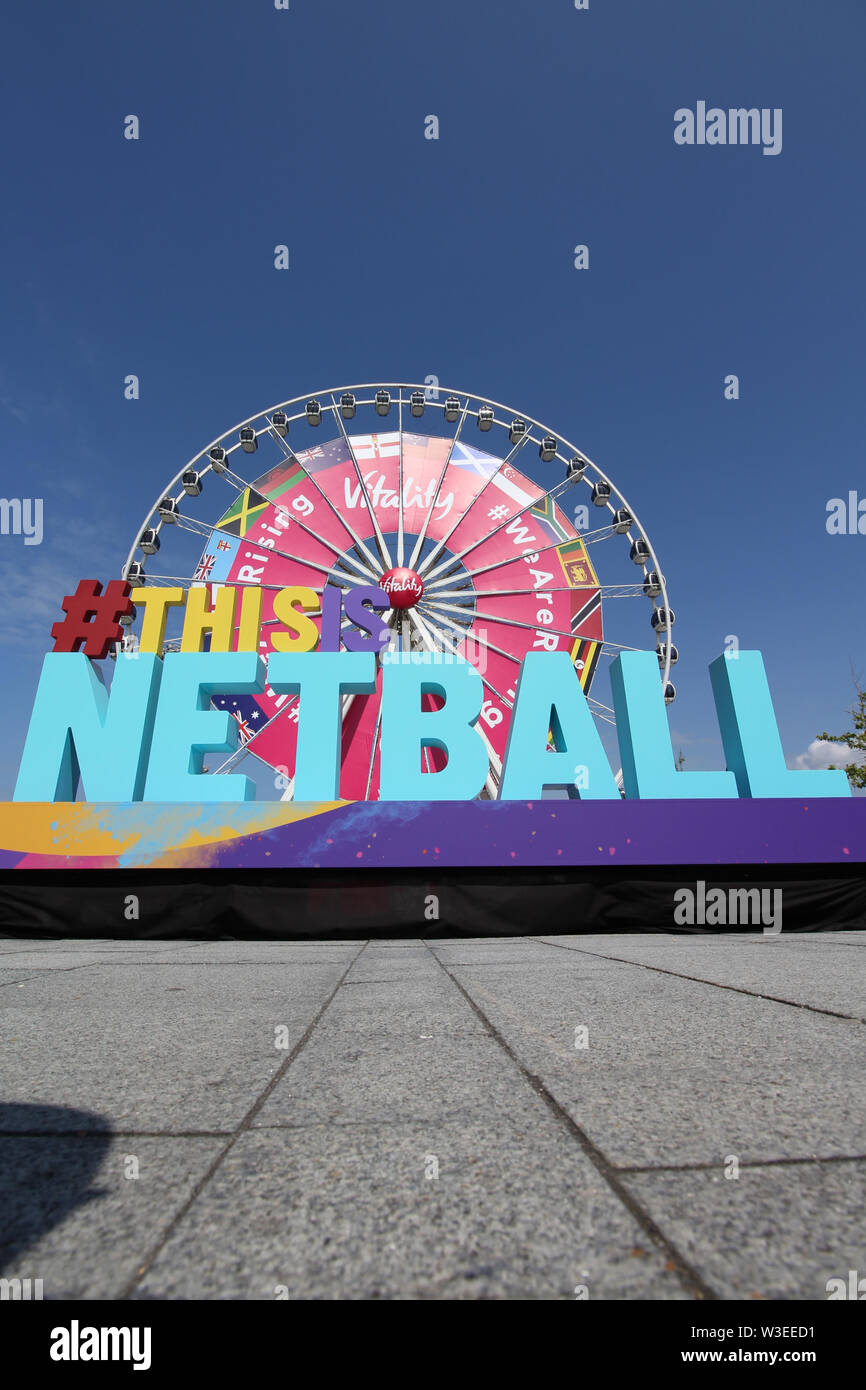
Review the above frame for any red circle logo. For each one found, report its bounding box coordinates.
[380,567,424,609]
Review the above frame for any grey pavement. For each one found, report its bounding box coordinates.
[1,932,864,1300]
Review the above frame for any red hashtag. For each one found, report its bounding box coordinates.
[50,579,135,659]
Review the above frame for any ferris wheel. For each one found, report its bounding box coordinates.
[121,384,676,800]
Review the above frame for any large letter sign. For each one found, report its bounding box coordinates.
[267,651,377,799]
[611,652,737,799]
[14,652,162,802]
[499,652,620,800]
[709,651,850,798]
[144,652,266,802]
[11,577,853,804]
[378,653,489,801]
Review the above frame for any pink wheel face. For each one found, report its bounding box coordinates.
[194,429,603,799]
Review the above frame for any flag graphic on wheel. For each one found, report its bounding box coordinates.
[193,554,215,581]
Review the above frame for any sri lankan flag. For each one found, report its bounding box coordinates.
[556,537,600,591]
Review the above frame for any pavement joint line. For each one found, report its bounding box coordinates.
[529,938,866,1025]
[785,938,866,949]
[532,934,866,948]
[248,1116,507,1132]
[0,1129,235,1139]
[423,942,718,1302]
[0,962,127,984]
[84,959,358,967]
[616,1153,866,1175]
[116,939,370,1300]
[0,941,201,950]
[424,959,563,967]
[1,960,359,974]
[294,1030,495,1039]
[341,978,431,985]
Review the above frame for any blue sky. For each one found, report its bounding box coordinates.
[1,0,864,795]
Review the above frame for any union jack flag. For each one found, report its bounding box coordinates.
[194,554,215,581]
[231,710,253,743]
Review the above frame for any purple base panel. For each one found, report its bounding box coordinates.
[217,798,866,869]
[2,798,864,870]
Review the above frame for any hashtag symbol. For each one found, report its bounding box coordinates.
[50,579,135,659]
[488,504,509,521]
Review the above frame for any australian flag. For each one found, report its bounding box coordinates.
[213,694,264,747]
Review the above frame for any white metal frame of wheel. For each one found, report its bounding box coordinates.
[122,384,676,800]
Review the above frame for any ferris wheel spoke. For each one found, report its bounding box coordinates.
[407,605,452,655]
[397,395,405,566]
[416,604,524,671]
[364,703,383,799]
[587,695,616,717]
[587,707,618,728]
[192,470,382,585]
[214,684,362,785]
[416,428,532,578]
[209,704,292,776]
[407,397,470,571]
[172,513,376,590]
[329,394,394,571]
[407,607,496,794]
[422,528,633,594]
[585,691,619,724]
[423,598,597,651]
[270,434,386,578]
[415,609,515,715]
[423,531,605,593]
[400,612,432,773]
[423,474,577,586]
[417,588,474,620]
[265,420,294,460]
[367,706,388,794]
[269,505,381,584]
[208,740,282,779]
[428,581,645,601]
[220,463,260,494]
[209,739,264,777]
[414,605,614,740]
[414,604,474,646]
[178,467,380,583]
[570,522,624,544]
[599,640,643,654]
[230,419,388,581]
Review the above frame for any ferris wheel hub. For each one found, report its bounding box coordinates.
[380,567,425,609]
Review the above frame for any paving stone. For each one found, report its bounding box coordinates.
[620,1160,866,1300]
[1,959,358,1132]
[133,1123,690,1301]
[433,949,866,1166]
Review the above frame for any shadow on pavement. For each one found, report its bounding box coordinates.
[0,1103,111,1275]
